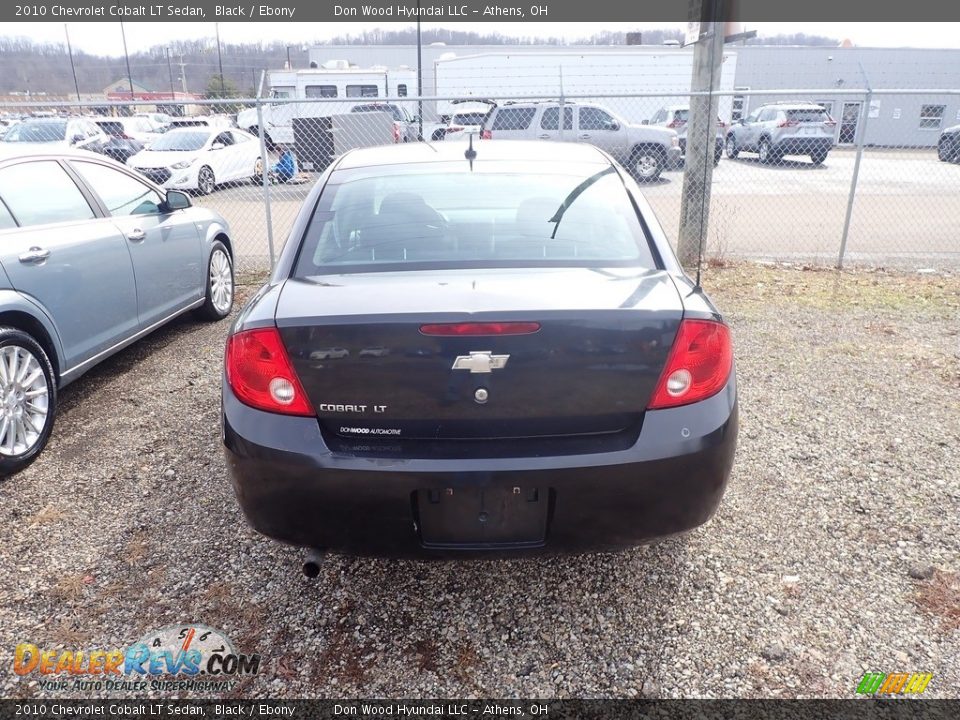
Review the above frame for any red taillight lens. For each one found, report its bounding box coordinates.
[825,116,837,127]
[225,328,314,416]
[481,129,492,140]
[778,119,799,128]
[446,126,463,134]
[392,123,401,142]
[420,322,541,336]
[666,119,684,129]
[647,319,732,410]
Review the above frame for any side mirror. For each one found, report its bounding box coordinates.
[70,134,84,145]
[641,119,650,125]
[210,142,225,150]
[164,190,191,211]
[603,121,619,131]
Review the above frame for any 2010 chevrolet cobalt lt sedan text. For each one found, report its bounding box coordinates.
[223,141,737,559]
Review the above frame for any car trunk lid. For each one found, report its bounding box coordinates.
[275,268,684,441]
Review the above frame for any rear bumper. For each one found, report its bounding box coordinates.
[222,375,738,558]
[773,137,833,155]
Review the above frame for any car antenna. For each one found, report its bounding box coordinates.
[464,132,477,171]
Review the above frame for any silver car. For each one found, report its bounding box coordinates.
[724,102,836,165]
[0,147,236,475]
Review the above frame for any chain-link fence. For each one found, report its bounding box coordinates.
[2,86,958,274]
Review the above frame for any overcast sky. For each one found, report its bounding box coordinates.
[4,22,959,56]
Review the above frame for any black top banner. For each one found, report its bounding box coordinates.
[5,0,960,22]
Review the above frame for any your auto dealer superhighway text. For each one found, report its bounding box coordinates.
[42,5,296,18]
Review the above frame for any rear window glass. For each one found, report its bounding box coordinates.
[491,107,536,131]
[452,112,487,126]
[293,167,655,275]
[787,109,829,122]
[97,122,125,136]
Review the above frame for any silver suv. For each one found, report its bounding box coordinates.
[724,102,836,165]
[481,101,680,181]
[647,105,725,166]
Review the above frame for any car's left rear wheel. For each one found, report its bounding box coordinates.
[196,242,234,321]
[0,328,56,478]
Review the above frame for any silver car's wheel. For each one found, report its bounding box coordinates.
[758,139,772,164]
[196,241,234,321]
[634,153,659,179]
[198,166,216,195]
[0,344,50,459]
[0,328,56,477]
[725,135,739,159]
[210,248,233,315]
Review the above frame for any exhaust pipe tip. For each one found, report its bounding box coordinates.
[302,548,326,578]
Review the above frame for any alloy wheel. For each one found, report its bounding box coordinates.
[0,345,49,458]
[209,248,233,315]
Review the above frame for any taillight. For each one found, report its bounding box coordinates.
[420,322,540,336]
[647,319,732,410]
[666,119,685,129]
[825,116,837,127]
[446,126,463,134]
[481,129,492,140]
[778,119,799,128]
[225,328,314,416]
[392,123,400,143]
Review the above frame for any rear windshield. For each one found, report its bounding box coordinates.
[787,109,830,122]
[452,112,487,126]
[293,167,655,276]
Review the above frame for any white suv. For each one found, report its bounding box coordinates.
[481,101,680,181]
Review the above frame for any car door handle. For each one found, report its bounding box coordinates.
[126,228,146,242]
[538,134,550,139]
[19,247,50,264]
[579,133,591,139]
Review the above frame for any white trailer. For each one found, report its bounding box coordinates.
[237,65,417,145]
[433,49,738,126]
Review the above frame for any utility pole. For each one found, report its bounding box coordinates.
[215,23,226,96]
[120,21,135,98]
[165,47,176,99]
[64,24,81,102]
[179,55,188,94]
[677,0,725,270]
[416,4,423,140]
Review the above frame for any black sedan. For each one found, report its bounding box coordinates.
[222,141,737,560]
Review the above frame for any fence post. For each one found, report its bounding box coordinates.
[838,89,871,269]
[255,97,277,272]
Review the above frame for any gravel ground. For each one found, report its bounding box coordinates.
[1,263,958,699]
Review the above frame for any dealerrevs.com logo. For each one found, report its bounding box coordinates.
[14,623,260,693]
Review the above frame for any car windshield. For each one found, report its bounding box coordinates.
[354,105,403,122]
[2,121,67,143]
[294,166,654,275]
[148,131,210,151]
[96,122,125,136]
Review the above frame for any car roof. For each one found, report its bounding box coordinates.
[0,144,114,164]
[762,102,828,109]
[335,139,609,170]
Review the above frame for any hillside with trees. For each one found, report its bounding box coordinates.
[0,29,838,98]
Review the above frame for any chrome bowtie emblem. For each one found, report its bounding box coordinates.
[451,351,509,374]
